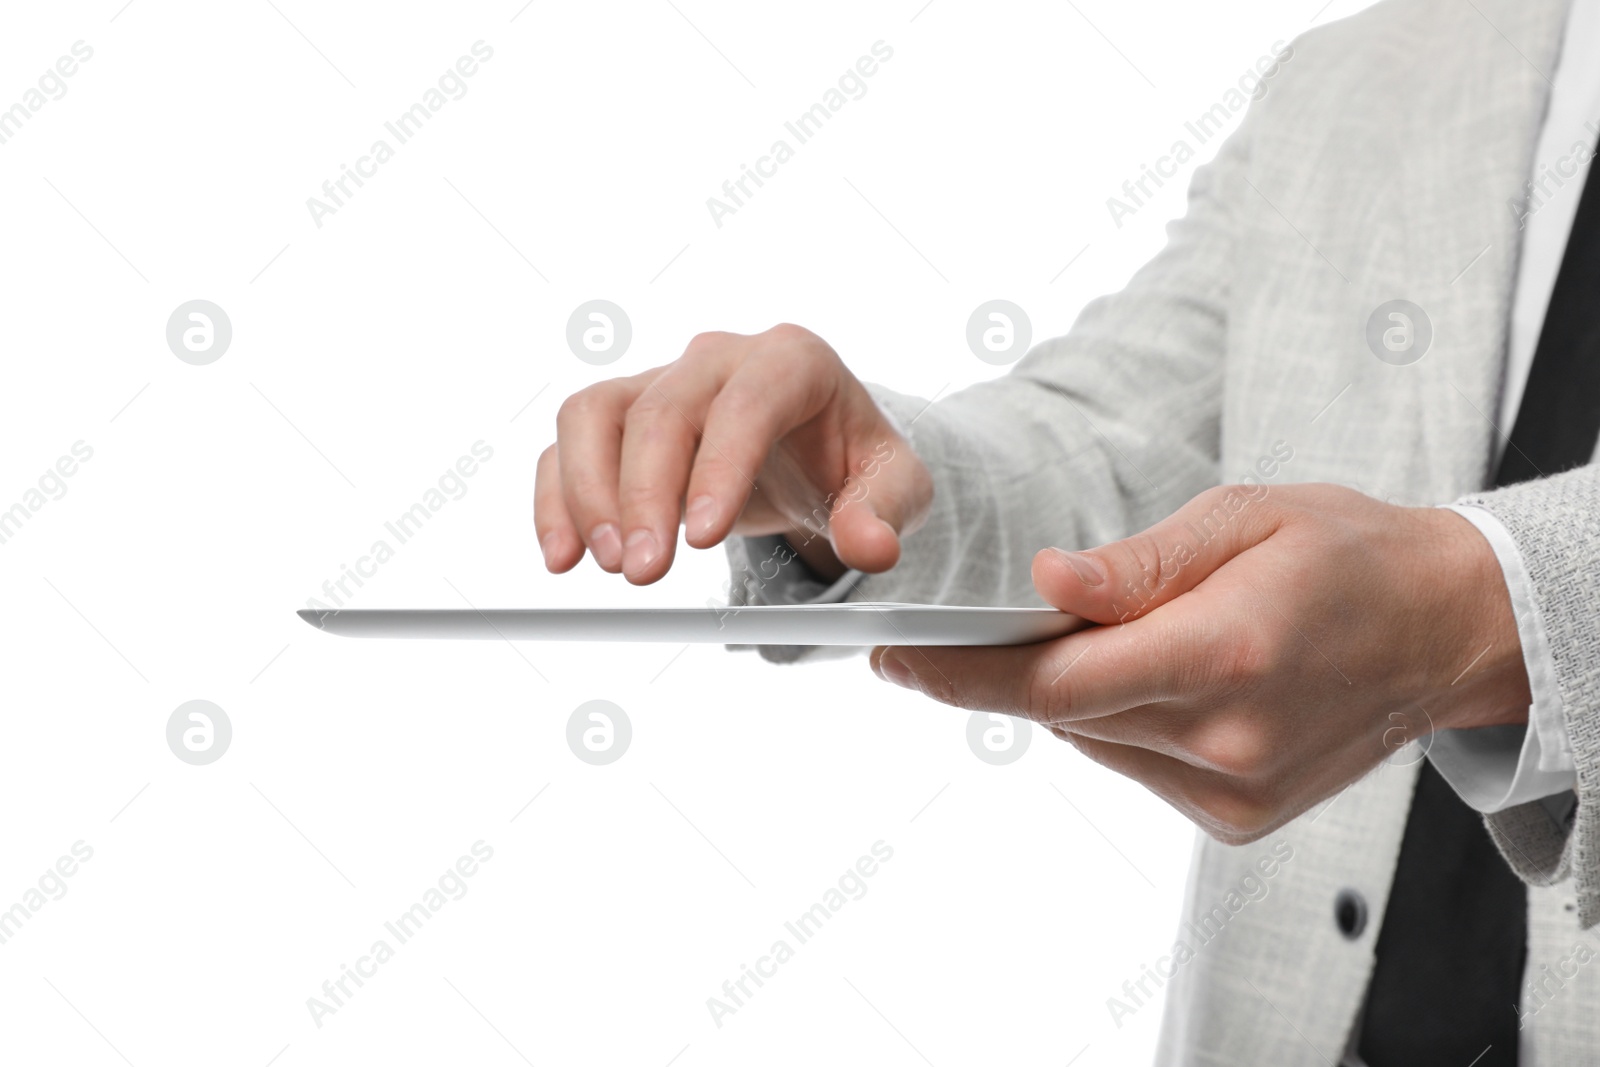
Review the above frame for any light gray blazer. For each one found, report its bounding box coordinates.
[729,0,1600,1059]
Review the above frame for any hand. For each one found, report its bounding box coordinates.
[536,324,932,584]
[871,483,1532,844]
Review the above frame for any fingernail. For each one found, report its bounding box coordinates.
[589,523,623,570]
[875,649,914,688]
[686,495,717,537]
[1057,549,1105,587]
[623,529,660,577]
[539,531,559,568]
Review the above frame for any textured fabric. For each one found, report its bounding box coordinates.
[722,0,1600,1061]
[1463,465,1600,922]
[1495,0,1600,444]
[1359,152,1600,1055]
[1432,505,1575,810]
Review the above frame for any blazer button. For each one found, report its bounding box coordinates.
[1334,889,1368,939]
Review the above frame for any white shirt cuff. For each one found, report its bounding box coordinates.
[1425,505,1575,813]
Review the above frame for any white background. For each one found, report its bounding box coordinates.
[0,1,1376,1064]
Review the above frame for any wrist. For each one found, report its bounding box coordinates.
[1424,507,1532,731]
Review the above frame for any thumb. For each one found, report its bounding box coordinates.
[825,425,933,574]
[1034,485,1281,624]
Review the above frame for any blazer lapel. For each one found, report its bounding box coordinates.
[1396,0,1570,498]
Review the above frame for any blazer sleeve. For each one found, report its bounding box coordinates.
[1457,462,1600,927]
[724,114,1255,655]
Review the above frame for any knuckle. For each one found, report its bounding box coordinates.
[1112,531,1169,611]
[711,380,761,415]
[1203,483,1256,510]
[688,450,732,482]
[1198,484,1242,522]
[764,322,815,345]
[1189,484,1267,541]
[625,397,697,449]
[1203,825,1267,849]
[623,389,672,424]
[617,481,670,512]
[927,671,966,710]
[1185,715,1275,779]
[1203,617,1273,694]
[706,382,771,430]
[561,470,605,511]
[684,330,732,361]
[1022,670,1064,723]
[554,391,586,427]
[1197,783,1278,844]
[556,387,607,428]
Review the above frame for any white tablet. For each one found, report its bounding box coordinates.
[297,603,1087,646]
